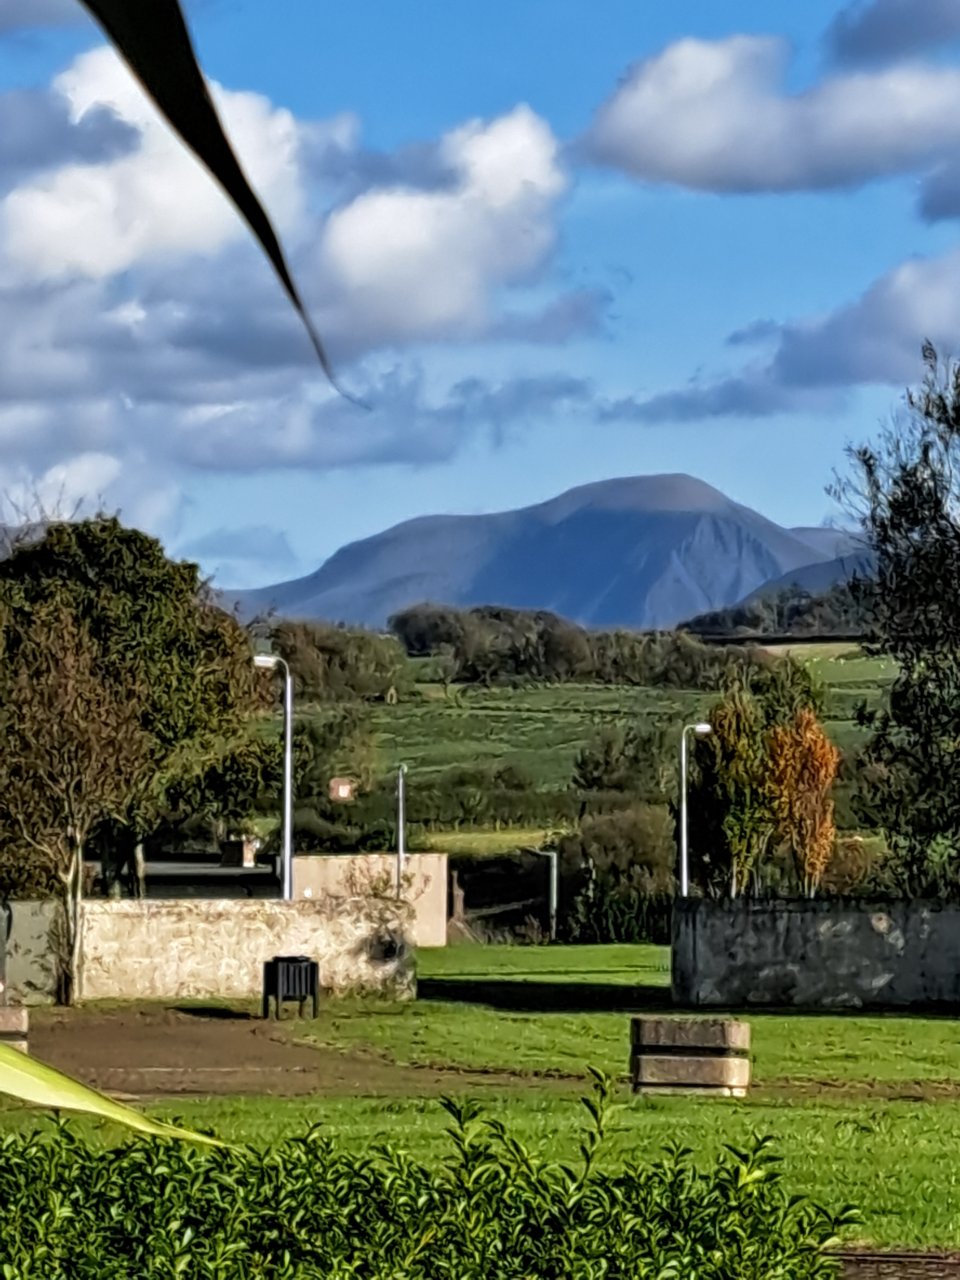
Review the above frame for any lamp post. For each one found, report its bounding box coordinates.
[679,722,712,898]
[396,763,407,898]
[254,653,294,901]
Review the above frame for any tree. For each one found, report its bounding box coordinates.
[0,601,149,1000]
[767,709,841,897]
[835,344,960,894]
[573,722,675,800]
[0,518,261,996]
[271,620,412,703]
[693,686,775,898]
[689,664,828,898]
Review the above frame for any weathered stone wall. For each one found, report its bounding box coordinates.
[3,900,60,1005]
[79,898,414,1001]
[292,853,448,948]
[673,898,960,1009]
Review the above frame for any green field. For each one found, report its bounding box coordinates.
[371,683,705,788]
[364,645,893,793]
[11,942,958,1250]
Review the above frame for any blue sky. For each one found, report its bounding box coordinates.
[2,0,960,585]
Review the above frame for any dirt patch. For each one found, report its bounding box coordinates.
[838,1251,960,1278]
[28,1005,577,1099]
[759,1078,960,1103]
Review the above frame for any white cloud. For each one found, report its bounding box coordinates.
[0,449,178,532]
[2,46,305,279]
[582,35,960,193]
[315,106,567,344]
[624,245,960,422]
[0,44,591,542]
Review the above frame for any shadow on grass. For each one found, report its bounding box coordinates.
[417,980,960,1019]
[417,978,673,1013]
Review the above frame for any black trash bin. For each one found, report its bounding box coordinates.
[262,955,319,1019]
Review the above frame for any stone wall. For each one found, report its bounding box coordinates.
[3,900,60,1005]
[79,898,414,1001]
[673,898,960,1009]
[292,853,448,948]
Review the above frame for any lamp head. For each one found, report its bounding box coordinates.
[693,722,712,737]
[253,653,279,671]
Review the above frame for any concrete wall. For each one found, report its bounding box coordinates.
[3,900,60,1005]
[673,898,960,1010]
[79,898,414,1001]
[292,853,448,948]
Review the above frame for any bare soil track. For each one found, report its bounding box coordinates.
[839,1252,960,1278]
[28,1004,566,1098]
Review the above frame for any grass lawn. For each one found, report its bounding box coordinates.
[418,827,551,856]
[7,943,960,1247]
[263,943,960,1248]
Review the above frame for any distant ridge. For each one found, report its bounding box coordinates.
[225,474,843,631]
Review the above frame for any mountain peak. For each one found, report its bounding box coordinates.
[227,474,832,630]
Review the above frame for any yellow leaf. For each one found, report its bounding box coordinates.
[0,1041,223,1147]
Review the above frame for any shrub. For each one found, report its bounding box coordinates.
[0,1078,853,1278]
[559,804,676,944]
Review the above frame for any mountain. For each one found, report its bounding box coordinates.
[788,527,861,561]
[743,548,875,602]
[228,474,843,631]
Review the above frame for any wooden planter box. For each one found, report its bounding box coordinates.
[630,1017,751,1096]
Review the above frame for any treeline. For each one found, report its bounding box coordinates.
[389,602,772,689]
[270,620,411,702]
[682,583,863,637]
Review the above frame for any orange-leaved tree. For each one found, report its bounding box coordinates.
[767,708,841,897]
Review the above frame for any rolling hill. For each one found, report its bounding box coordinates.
[227,474,844,631]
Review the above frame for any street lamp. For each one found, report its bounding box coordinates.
[679,722,712,898]
[254,653,294,901]
[396,763,407,899]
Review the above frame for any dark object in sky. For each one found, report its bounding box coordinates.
[77,0,345,395]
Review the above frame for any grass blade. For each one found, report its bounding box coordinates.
[0,1041,223,1146]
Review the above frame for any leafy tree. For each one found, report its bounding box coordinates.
[693,686,775,898]
[767,708,841,897]
[559,805,675,944]
[0,519,261,993]
[573,722,675,799]
[271,620,411,703]
[835,344,960,894]
[0,601,149,999]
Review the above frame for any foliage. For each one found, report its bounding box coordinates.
[836,345,960,894]
[699,686,775,897]
[572,722,675,799]
[559,805,675,943]
[689,669,835,898]
[149,731,278,847]
[0,519,259,990]
[0,601,149,997]
[683,581,864,638]
[390,602,768,689]
[271,619,413,703]
[768,709,842,896]
[0,1077,853,1278]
